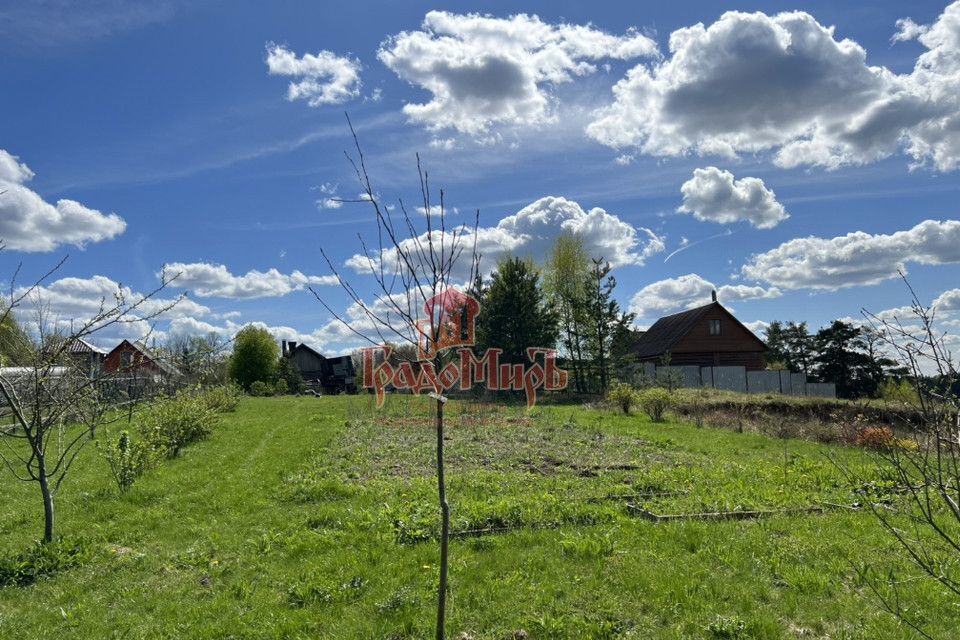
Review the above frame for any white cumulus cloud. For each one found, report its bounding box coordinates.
[265,43,362,106]
[741,220,960,290]
[12,274,208,347]
[678,167,788,229]
[587,3,960,172]
[378,11,658,135]
[628,273,780,320]
[162,262,338,299]
[0,149,126,252]
[934,288,960,311]
[345,196,664,279]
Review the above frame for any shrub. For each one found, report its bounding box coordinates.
[274,379,289,396]
[276,356,305,395]
[856,426,896,450]
[249,380,272,397]
[99,430,155,493]
[201,383,242,413]
[140,390,219,458]
[638,388,673,422]
[655,367,684,392]
[607,382,638,414]
[0,538,92,588]
[894,437,920,452]
[880,378,920,405]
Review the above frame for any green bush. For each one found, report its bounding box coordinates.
[0,538,92,588]
[274,379,289,396]
[201,383,243,412]
[276,356,305,395]
[99,430,155,493]
[607,382,638,414]
[249,380,272,397]
[638,388,674,422]
[880,378,920,405]
[139,389,219,458]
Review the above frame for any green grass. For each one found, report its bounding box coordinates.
[0,395,956,638]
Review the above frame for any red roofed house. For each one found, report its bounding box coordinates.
[103,340,180,380]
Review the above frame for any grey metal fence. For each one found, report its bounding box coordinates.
[622,363,836,398]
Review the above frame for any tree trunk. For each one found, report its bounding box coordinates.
[37,455,54,543]
[435,396,449,640]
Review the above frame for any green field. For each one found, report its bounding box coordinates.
[1,395,956,639]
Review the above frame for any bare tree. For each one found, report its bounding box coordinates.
[844,274,959,637]
[161,331,233,386]
[0,259,181,543]
[310,116,480,640]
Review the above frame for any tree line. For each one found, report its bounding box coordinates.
[464,235,636,395]
[764,319,907,399]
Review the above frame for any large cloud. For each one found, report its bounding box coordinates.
[378,11,658,134]
[265,44,362,106]
[897,1,960,172]
[12,274,208,347]
[0,150,126,252]
[934,288,960,312]
[741,220,960,290]
[587,3,960,172]
[678,167,788,229]
[17,275,208,321]
[11,273,358,355]
[628,273,780,320]
[162,262,338,299]
[345,196,664,278]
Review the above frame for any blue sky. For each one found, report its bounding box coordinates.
[1,0,959,355]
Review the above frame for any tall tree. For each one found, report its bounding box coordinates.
[228,326,279,391]
[813,320,875,398]
[610,322,641,373]
[163,332,230,385]
[764,320,815,375]
[543,235,590,392]
[763,321,790,369]
[0,306,32,366]
[784,321,815,376]
[583,257,633,393]
[476,256,559,364]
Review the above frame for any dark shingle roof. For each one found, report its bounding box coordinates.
[630,303,715,359]
[291,343,325,360]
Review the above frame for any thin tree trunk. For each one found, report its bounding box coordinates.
[565,313,583,394]
[435,396,449,640]
[572,320,586,393]
[37,455,54,543]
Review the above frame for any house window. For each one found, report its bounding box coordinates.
[709,319,722,336]
[121,351,133,368]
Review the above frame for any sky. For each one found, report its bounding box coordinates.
[1,0,959,356]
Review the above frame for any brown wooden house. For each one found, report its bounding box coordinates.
[630,293,767,370]
[103,340,180,379]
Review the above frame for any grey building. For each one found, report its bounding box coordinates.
[281,340,357,394]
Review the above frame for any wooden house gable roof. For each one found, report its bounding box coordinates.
[631,302,766,359]
[290,343,326,360]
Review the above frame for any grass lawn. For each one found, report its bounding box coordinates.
[0,395,957,639]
